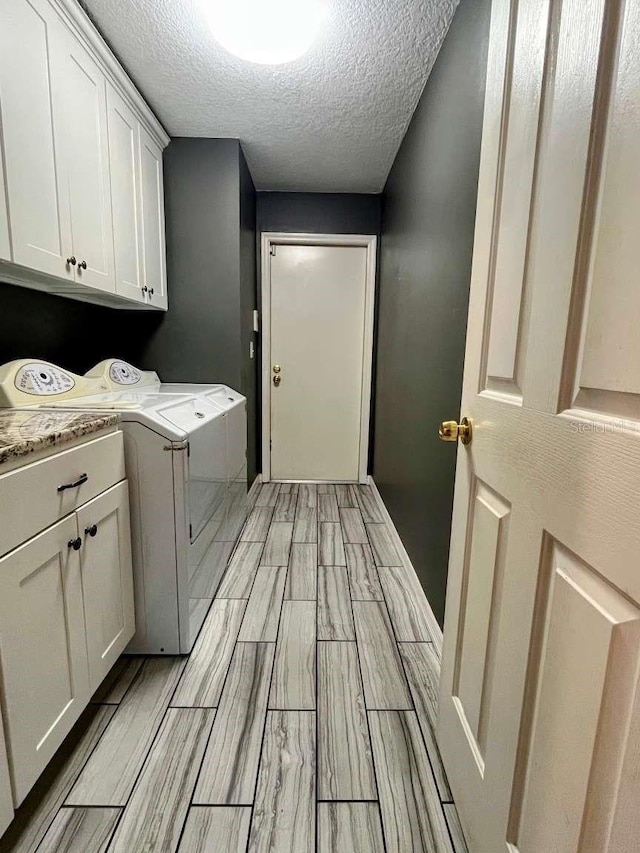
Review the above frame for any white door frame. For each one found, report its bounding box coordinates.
[261,232,377,484]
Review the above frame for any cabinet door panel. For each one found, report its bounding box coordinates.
[0,515,90,805]
[77,481,135,692]
[0,0,73,278]
[107,84,144,303]
[53,29,114,292]
[139,124,167,309]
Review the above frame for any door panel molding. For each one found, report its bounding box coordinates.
[260,232,377,484]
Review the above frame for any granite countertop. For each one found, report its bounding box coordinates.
[0,410,121,467]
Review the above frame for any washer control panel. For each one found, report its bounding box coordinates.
[15,363,76,396]
[0,360,107,407]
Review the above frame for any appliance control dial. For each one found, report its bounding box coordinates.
[109,361,142,385]
[14,363,76,396]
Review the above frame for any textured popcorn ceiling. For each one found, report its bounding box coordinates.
[83,0,459,192]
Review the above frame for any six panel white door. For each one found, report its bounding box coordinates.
[53,27,115,292]
[438,1,640,851]
[0,138,10,262]
[139,124,167,309]
[0,721,13,834]
[77,481,135,692]
[0,0,73,280]
[269,243,368,481]
[107,83,145,303]
[0,514,90,805]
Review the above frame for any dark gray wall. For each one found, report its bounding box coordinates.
[140,138,242,388]
[257,192,381,236]
[0,281,147,372]
[373,0,491,625]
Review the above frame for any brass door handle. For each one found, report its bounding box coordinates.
[439,417,472,445]
[273,374,281,387]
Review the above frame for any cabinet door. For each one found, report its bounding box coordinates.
[77,481,135,692]
[139,124,168,309]
[0,0,73,279]
[0,515,90,805]
[52,28,115,292]
[107,84,145,303]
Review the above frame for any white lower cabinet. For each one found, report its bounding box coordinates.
[0,515,90,805]
[77,481,135,689]
[0,436,135,812]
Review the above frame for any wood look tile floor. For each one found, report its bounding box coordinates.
[0,482,467,853]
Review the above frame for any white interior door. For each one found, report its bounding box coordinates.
[267,240,373,482]
[438,2,640,851]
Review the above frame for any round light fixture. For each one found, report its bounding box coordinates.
[200,0,329,65]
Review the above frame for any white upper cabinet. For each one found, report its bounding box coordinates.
[139,125,168,309]
[0,0,73,280]
[107,84,145,303]
[0,0,169,309]
[52,27,115,293]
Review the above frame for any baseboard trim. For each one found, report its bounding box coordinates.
[248,474,263,507]
[368,478,444,657]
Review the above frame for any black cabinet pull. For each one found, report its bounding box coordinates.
[57,473,88,492]
[84,524,98,537]
[68,537,82,551]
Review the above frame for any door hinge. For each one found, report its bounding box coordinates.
[187,443,190,458]
[270,245,277,256]
[270,439,272,450]
[189,524,193,539]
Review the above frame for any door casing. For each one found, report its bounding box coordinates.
[260,232,377,483]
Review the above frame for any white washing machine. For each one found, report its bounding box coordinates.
[85,359,248,492]
[0,359,248,655]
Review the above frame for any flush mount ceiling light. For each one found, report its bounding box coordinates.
[200,0,329,65]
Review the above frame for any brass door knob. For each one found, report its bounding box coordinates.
[273,365,281,374]
[273,374,281,387]
[439,417,472,445]
[78,260,87,270]
[66,256,77,266]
